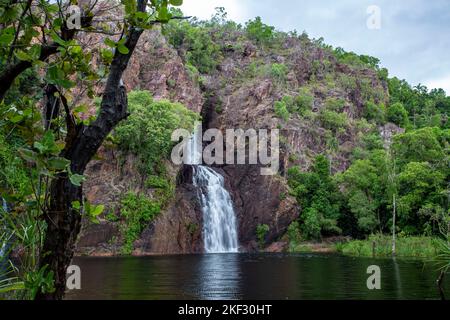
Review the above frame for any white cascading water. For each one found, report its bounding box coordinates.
[186,128,239,253]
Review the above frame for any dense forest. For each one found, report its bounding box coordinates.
[0,1,449,300]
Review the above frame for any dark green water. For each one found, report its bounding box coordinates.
[65,253,448,300]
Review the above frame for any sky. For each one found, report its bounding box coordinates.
[180,0,450,94]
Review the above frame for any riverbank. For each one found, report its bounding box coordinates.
[291,235,441,258]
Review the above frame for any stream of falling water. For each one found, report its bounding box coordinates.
[186,127,239,253]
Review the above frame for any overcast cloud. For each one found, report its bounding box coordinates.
[181,0,450,94]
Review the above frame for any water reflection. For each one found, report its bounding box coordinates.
[66,253,449,300]
[196,253,241,300]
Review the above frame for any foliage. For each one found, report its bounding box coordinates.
[115,90,199,175]
[119,192,161,255]
[387,102,409,127]
[288,155,341,239]
[333,47,381,70]
[274,100,290,121]
[388,78,449,129]
[296,88,314,113]
[338,157,386,234]
[325,97,345,112]
[245,17,275,46]
[163,15,223,73]
[392,127,448,168]
[317,110,348,131]
[287,221,301,251]
[256,224,270,249]
[364,101,386,124]
[336,234,440,258]
[270,63,288,83]
[396,162,446,234]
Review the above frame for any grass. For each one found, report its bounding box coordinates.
[335,234,440,258]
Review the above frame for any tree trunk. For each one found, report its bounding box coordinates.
[36,173,83,299]
[35,21,143,299]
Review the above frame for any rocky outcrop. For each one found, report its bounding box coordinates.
[217,165,298,249]
[133,168,203,255]
[76,22,390,255]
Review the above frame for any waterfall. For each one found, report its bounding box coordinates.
[193,166,239,253]
[186,127,239,253]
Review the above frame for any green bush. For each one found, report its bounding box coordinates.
[318,110,348,131]
[145,175,175,204]
[295,88,314,113]
[324,97,345,112]
[387,102,409,127]
[287,221,301,251]
[288,155,341,240]
[114,90,200,175]
[364,101,386,124]
[256,224,270,249]
[0,133,30,198]
[336,235,439,258]
[120,192,161,254]
[163,20,222,73]
[274,100,290,121]
[270,63,288,83]
[245,17,275,46]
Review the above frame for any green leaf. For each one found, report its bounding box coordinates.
[29,44,41,60]
[69,174,86,186]
[91,204,105,216]
[18,148,38,162]
[9,114,24,123]
[72,201,81,210]
[169,0,183,6]
[104,38,116,48]
[47,157,70,170]
[117,44,129,54]
[47,65,74,88]
[157,4,170,22]
[34,131,60,155]
[50,31,66,46]
[0,27,15,45]
[15,50,31,61]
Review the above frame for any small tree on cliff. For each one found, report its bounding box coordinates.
[0,0,185,300]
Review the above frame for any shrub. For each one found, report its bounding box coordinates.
[114,90,200,175]
[318,110,348,130]
[336,235,439,258]
[256,224,270,249]
[295,88,314,113]
[387,102,409,127]
[287,221,301,251]
[245,17,275,46]
[145,175,175,204]
[270,63,288,83]
[163,20,222,73]
[301,207,321,239]
[364,101,386,124]
[120,192,161,254]
[337,74,357,91]
[324,97,345,112]
[274,100,290,121]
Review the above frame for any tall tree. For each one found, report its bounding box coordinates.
[0,0,185,300]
